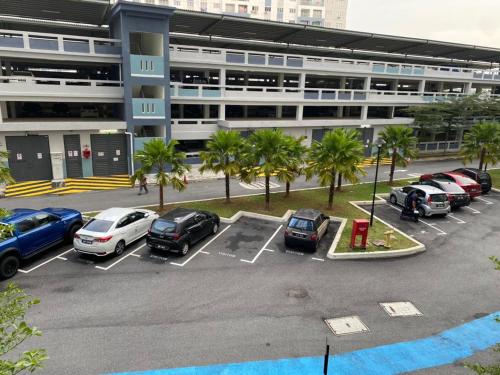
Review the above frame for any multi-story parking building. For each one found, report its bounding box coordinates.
[115,0,348,28]
[0,0,499,182]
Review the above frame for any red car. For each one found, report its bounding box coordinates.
[420,172,482,198]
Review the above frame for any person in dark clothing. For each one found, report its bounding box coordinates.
[138,175,149,195]
[401,189,420,222]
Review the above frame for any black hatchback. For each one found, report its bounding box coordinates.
[146,208,220,256]
[453,168,492,193]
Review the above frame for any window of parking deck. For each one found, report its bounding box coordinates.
[130,32,163,56]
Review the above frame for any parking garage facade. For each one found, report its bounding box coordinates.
[1,0,500,181]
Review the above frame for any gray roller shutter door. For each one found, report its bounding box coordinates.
[90,134,128,176]
[64,134,83,178]
[5,136,53,181]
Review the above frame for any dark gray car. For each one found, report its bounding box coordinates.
[284,208,330,251]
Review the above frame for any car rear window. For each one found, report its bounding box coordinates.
[431,194,448,202]
[454,175,477,185]
[84,219,114,233]
[288,217,314,231]
[151,219,177,233]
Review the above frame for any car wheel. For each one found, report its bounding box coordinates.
[180,242,189,256]
[418,208,426,218]
[114,240,125,256]
[0,255,20,280]
[389,195,397,205]
[66,223,82,243]
[212,223,219,235]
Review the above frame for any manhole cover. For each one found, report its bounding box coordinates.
[287,288,308,298]
[380,302,423,317]
[324,316,370,336]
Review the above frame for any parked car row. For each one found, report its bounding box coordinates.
[389,168,492,217]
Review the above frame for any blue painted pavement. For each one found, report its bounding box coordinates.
[109,311,500,375]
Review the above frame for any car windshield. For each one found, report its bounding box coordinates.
[152,220,177,233]
[84,219,114,233]
[431,194,448,202]
[288,217,314,231]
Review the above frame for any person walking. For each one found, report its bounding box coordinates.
[138,174,149,195]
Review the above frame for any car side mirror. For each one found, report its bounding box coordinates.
[144,213,149,218]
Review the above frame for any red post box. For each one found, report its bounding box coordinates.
[350,219,369,249]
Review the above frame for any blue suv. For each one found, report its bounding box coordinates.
[0,208,83,279]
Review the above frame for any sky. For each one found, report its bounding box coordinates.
[346,0,500,48]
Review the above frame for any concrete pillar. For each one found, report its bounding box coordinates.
[363,76,371,91]
[243,106,248,118]
[389,106,395,119]
[339,76,347,89]
[299,73,306,89]
[464,82,473,94]
[278,73,284,87]
[203,104,210,119]
[219,104,225,120]
[0,102,6,123]
[418,80,426,93]
[437,81,445,92]
[220,68,226,87]
[391,79,399,91]
[296,105,303,121]
[4,61,12,76]
[244,72,249,86]
[361,105,368,120]
[277,105,282,119]
[8,102,16,119]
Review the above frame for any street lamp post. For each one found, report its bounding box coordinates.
[370,139,385,227]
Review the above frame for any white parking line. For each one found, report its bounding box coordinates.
[407,173,421,178]
[447,214,466,224]
[95,243,147,271]
[18,248,73,274]
[170,225,231,267]
[475,197,494,205]
[199,250,210,255]
[464,206,480,214]
[241,225,283,264]
[130,253,141,258]
[386,204,447,235]
[312,257,325,262]
[263,248,275,252]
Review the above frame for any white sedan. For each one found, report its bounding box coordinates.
[74,208,158,256]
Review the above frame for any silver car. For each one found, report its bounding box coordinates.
[389,185,450,217]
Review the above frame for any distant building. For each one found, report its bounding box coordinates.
[115,0,348,28]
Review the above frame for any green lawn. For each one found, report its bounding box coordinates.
[489,168,500,188]
[92,179,417,253]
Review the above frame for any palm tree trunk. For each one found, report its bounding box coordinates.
[285,181,290,197]
[478,147,486,171]
[328,178,335,210]
[159,182,164,211]
[389,149,397,184]
[336,173,342,191]
[265,175,270,210]
[225,173,230,203]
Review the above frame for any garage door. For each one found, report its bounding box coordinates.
[90,134,128,176]
[6,136,53,181]
[64,134,83,178]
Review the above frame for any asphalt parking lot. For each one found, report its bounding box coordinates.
[361,191,500,244]
[15,216,340,278]
[11,200,500,375]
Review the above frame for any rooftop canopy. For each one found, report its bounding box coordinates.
[1,0,499,65]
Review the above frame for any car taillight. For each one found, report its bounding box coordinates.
[74,233,80,239]
[96,235,113,243]
[172,233,180,240]
[446,193,454,201]
[427,195,432,204]
[310,234,318,241]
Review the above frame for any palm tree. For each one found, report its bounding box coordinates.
[0,150,14,185]
[306,129,365,209]
[276,135,306,197]
[241,129,289,210]
[336,129,365,191]
[379,126,418,184]
[131,139,190,211]
[460,122,500,171]
[199,130,244,203]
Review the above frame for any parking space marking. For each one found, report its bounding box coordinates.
[130,253,141,258]
[476,197,494,205]
[241,225,283,264]
[285,250,305,256]
[170,225,231,267]
[386,204,447,235]
[218,251,236,258]
[312,257,325,262]
[199,250,210,255]
[464,206,480,214]
[263,248,274,252]
[18,248,73,274]
[448,214,466,224]
[95,243,147,271]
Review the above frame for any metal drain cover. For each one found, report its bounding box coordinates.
[324,316,370,336]
[380,302,423,317]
